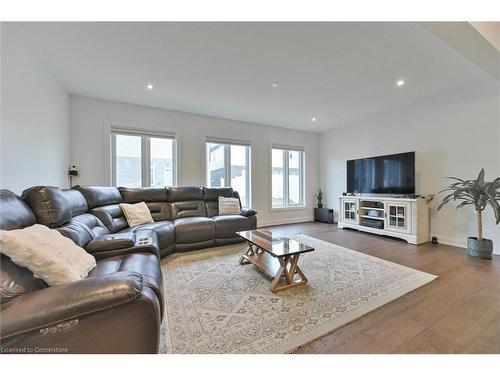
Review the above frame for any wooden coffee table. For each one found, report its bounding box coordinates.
[236,229,314,293]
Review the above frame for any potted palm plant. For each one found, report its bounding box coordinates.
[437,168,500,259]
[316,188,324,208]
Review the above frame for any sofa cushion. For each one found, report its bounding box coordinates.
[0,254,47,304]
[62,189,88,216]
[0,190,36,231]
[119,187,171,221]
[119,187,168,203]
[168,186,206,219]
[218,196,241,215]
[88,253,164,313]
[169,200,207,219]
[90,204,128,233]
[204,187,234,217]
[168,186,203,202]
[22,186,72,228]
[212,215,251,238]
[74,186,123,209]
[120,221,174,252]
[120,202,154,227]
[203,187,234,201]
[0,224,96,286]
[57,213,110,248]
[57,221,95,248]
[144,202,171,221]
[71,213,109,238]
[173,217,215,244]
[168,186,207,219]
[0,191,47,304]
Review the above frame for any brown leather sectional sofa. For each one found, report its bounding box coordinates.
[0,185,257,353]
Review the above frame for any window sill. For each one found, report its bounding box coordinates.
[271,205,308,212]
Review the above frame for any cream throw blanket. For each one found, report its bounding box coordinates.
[0,224,96,286]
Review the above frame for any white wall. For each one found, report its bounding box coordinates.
[320,81,500,253]
[69,96,320,226]
[1,24,70,194]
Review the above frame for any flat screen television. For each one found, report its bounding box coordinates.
[347,152,415,194]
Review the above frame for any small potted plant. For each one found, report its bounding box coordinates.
[316,188,324,208]
[437,168,500,259]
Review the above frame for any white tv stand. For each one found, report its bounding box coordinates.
[338,196,429,245]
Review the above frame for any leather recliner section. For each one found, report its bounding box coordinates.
[62,188,89,216]
[119,187,171,221]
[118,186,168,203]
[212,215,252,238]
[0,190,37,231]
[1,271,161,353]
[173,217,215,244]
[204,187,234,217]
[90,204,129,233]
[73,185,123,209]
[120,222,175,257]
[88,254,164,316]
[0,190,164,353]
[167,186,207,219]
[85,230,159,258]
[21,186,73,228]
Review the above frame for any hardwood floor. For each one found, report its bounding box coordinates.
[264,221,500,354]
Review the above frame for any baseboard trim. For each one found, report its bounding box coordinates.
[255,222,499,255]
[259,216,314,227]
[425,233,500,255]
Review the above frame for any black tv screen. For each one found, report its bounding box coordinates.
[347,152,415,194]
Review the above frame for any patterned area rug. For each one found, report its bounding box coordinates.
[159,234,437,353]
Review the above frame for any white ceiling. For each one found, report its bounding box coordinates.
[7,22,497,132]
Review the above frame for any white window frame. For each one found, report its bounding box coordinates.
[111,128,177,187]
[205,137,251,208]
[271,144,306,209]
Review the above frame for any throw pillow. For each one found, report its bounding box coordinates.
[218,196,241,215]
[119,201,154,227]
[0,224,96,286]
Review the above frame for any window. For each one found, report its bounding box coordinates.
[112,130,176,187]
[272,146,305,208]
[206,139,251,208]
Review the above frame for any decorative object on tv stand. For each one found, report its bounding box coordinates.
[315,188,324,208]
[437,168,500,260]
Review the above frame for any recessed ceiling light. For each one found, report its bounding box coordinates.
[312,117,317,122]
[396,80,405,87]
[272,82,279,88]
[146,83,154,90]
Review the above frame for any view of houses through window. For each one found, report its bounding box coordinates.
[272,147,305,207]
[112,131,176,187]
[112,133,303,210]
[206,141,250,208]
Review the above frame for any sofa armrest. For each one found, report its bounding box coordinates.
[85,233,136,253]
[0,271,143,340]
[85,231,159,260]
[240,208,257,217]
